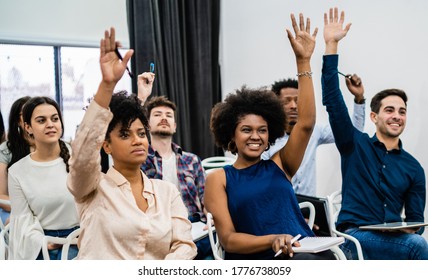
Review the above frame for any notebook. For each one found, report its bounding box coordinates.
[359,222,428,231]
[191,221,208,242]
[296,194,332,236]
[292,236,345,253]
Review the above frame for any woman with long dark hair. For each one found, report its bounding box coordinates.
[8,96,79,260]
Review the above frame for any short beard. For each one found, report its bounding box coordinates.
[151,130,174,137]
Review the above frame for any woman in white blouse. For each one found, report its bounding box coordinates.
[67,27,196,259]
[8,96,79,260]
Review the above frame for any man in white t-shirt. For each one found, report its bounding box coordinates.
[261,76,365,196]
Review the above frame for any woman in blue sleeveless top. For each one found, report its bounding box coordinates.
[205,13,335,260]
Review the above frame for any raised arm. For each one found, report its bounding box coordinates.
[273,13,317,178]
[68,28,133,201]
[318,73,366,144]
[321,8,357,155]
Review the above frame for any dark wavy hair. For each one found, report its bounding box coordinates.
[22,96,70,172]
[105,91,149,141]
[271,78,298,96]
[210,85,285,153]
[7,96,31,168]
[370,88,408,114]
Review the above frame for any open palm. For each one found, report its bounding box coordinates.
[287,13,317,60]
[323,7,351,44]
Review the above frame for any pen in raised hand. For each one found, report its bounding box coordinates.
[338,71,352,79]
[114,44,134,78]
[274,234,302,257]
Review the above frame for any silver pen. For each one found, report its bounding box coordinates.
[274,234,302,257]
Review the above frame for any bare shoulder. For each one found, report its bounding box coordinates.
[205,168,226,189]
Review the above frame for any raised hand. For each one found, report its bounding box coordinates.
[137,72,155,104]
[286,13,318,61]
[323,7,351,54]
[345,74,365,101]
[99,27,134,85]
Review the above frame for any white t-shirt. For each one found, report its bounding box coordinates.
[8,153,79,259]
[162,153,179,189]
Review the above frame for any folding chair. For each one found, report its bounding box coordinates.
[206,212,224,260]
[42,227,80,260]
[326,189,364,260]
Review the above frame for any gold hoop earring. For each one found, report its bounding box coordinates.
[227,141,237,154]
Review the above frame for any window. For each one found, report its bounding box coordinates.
[0,44,132,141]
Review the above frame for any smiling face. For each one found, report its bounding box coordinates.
[233,114,269,160]
[278,87,298,134]
[25,104,62,145]
[103,118,149,168]
[371,95,407,140]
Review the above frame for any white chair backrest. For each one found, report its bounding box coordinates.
[201,156,235,170]
[42,227,80,260]
[326,189,364,260]
[61,228,80,260]
[298,201,315,229]
[206,212,224,260]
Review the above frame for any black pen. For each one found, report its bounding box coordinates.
[338,71,351,79]
[114,46,134,78]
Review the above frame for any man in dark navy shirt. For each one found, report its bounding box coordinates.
[321,7,427,260]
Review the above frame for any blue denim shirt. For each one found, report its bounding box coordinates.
[321,54,426,233]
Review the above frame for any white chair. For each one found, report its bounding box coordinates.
[0,223,10,260]
[42,227,80,260]
[201,156,235,170]
[206,212,224,260]
[326,190,364,260]
[206,202,319,260]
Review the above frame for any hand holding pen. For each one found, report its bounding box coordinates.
[338,71,361,86]
[96,27,134,108]
[137,68,155,104]
[114,43,134,79]
[339,71,365,101]
[274,234,301,258]
[99,27,134,85]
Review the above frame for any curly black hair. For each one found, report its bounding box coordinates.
[271,78,298,96]
[210,86,285,153]
[105,91,149,141]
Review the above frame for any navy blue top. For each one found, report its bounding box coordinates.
[224,160,314,260]
[321,55,426,233]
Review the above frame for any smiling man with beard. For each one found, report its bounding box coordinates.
[322,7,427,260]
[141,96,211,260]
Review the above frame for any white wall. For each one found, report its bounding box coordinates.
[220,0,428,237]
[0,0,129,47]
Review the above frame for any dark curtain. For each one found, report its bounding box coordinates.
[126,0,222,159]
